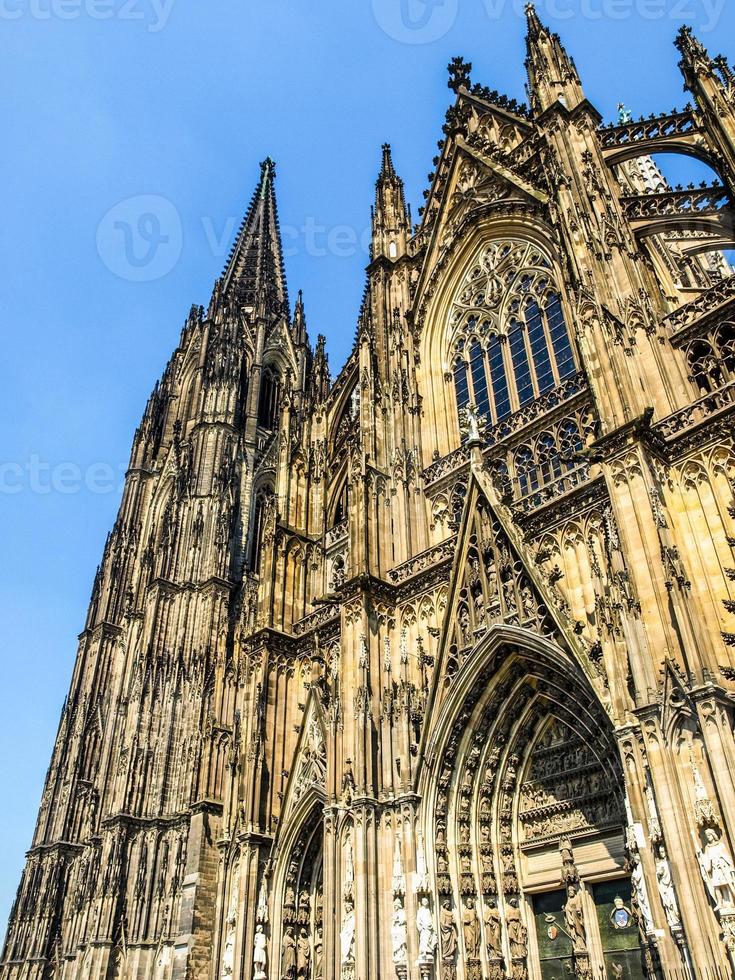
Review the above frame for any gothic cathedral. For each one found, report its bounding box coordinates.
[5,8,735,980]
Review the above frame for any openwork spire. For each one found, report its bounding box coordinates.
[524,1,583,114]
[222,157,289,317]
[373,144,410,260]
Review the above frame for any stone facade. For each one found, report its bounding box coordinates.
[4,7,735,980]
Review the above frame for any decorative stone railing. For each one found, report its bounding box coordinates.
[422,373,588,490]
[387,537,457,585]
[664,273,735,334]
[654,382,735,441]
[622,183,730,222]
[598,108,696,148]
[325,520,348,549]
[512,464,591,514]
[292,603,340,637]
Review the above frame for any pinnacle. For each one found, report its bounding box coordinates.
[524,1,543,37]
[380,143,395,178]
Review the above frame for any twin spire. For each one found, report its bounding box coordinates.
[222,156,289,318]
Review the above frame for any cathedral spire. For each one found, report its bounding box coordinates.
[292,289,308,346]
[524,2,584,115]
[222,157,289,317]
[372,143,411,261]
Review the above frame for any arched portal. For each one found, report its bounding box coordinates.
[422,631,649,980]
[272,802,325,980]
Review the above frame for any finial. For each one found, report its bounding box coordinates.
[380,143,395,178]
[447,56,472,93]
[525,1,543,36]
[259,157,276,198]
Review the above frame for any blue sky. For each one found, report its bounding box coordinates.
[1,0,733,936]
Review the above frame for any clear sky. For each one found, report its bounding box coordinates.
[1,0,732,937]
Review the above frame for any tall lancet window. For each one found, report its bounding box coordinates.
[249,486,273,572]
[449,241,577,435]
[258,367,281,430]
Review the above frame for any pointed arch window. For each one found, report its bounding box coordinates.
[468,339,491,418]
[332,482,350,527]
[249,485,273,572]
[509,321,534,407]
[448,242,578,436]
[258,367,281,430]
[525,299,555,394]
[453,358,470,412]
[488,335,511,420]
[546,294,576,380]
[515,445,538,497]
[537,432,562,485]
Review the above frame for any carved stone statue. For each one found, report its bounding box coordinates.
[697,828,735,911]
[483,899,502,958]
[253,924,267,980]
[281,926,297,980]
[462,898,480,959]
[564,886,586,952]
[415,834,429,893]
[391,897,408,965]
[313,927,323,980]
[392,834,405,896]
[297,928,310,979]
[416,897,437,962]
[340,900,355,964]
[343,837,355,902]
[630,858,654,936]
[505,899,527,959]
[439,901,458,980]
[655,849,681,928]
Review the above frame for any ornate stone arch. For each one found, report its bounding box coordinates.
[420,625,637,980]
[417,214,574,449]
[269,794,325,980]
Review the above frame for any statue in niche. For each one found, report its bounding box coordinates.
[313,927,323,980]
[505,899,527,959]
[340,900,356,965]
[297,889,311,925]
[392,834,405,896]
[297,928,311,979]
[462,898,480,959]
[483,899,502,958]
[630,859,654,936]
[697,828,735,911]
[655,848,680,928]
[220,871,238,980]
[564,886,586,952]
[343,836,355,902]
[253,925,267,980]
[281,926,297,980]
[391,897,408,965]
[439,901,458,980]
[458,606,472,647]
[417,897,437,962]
